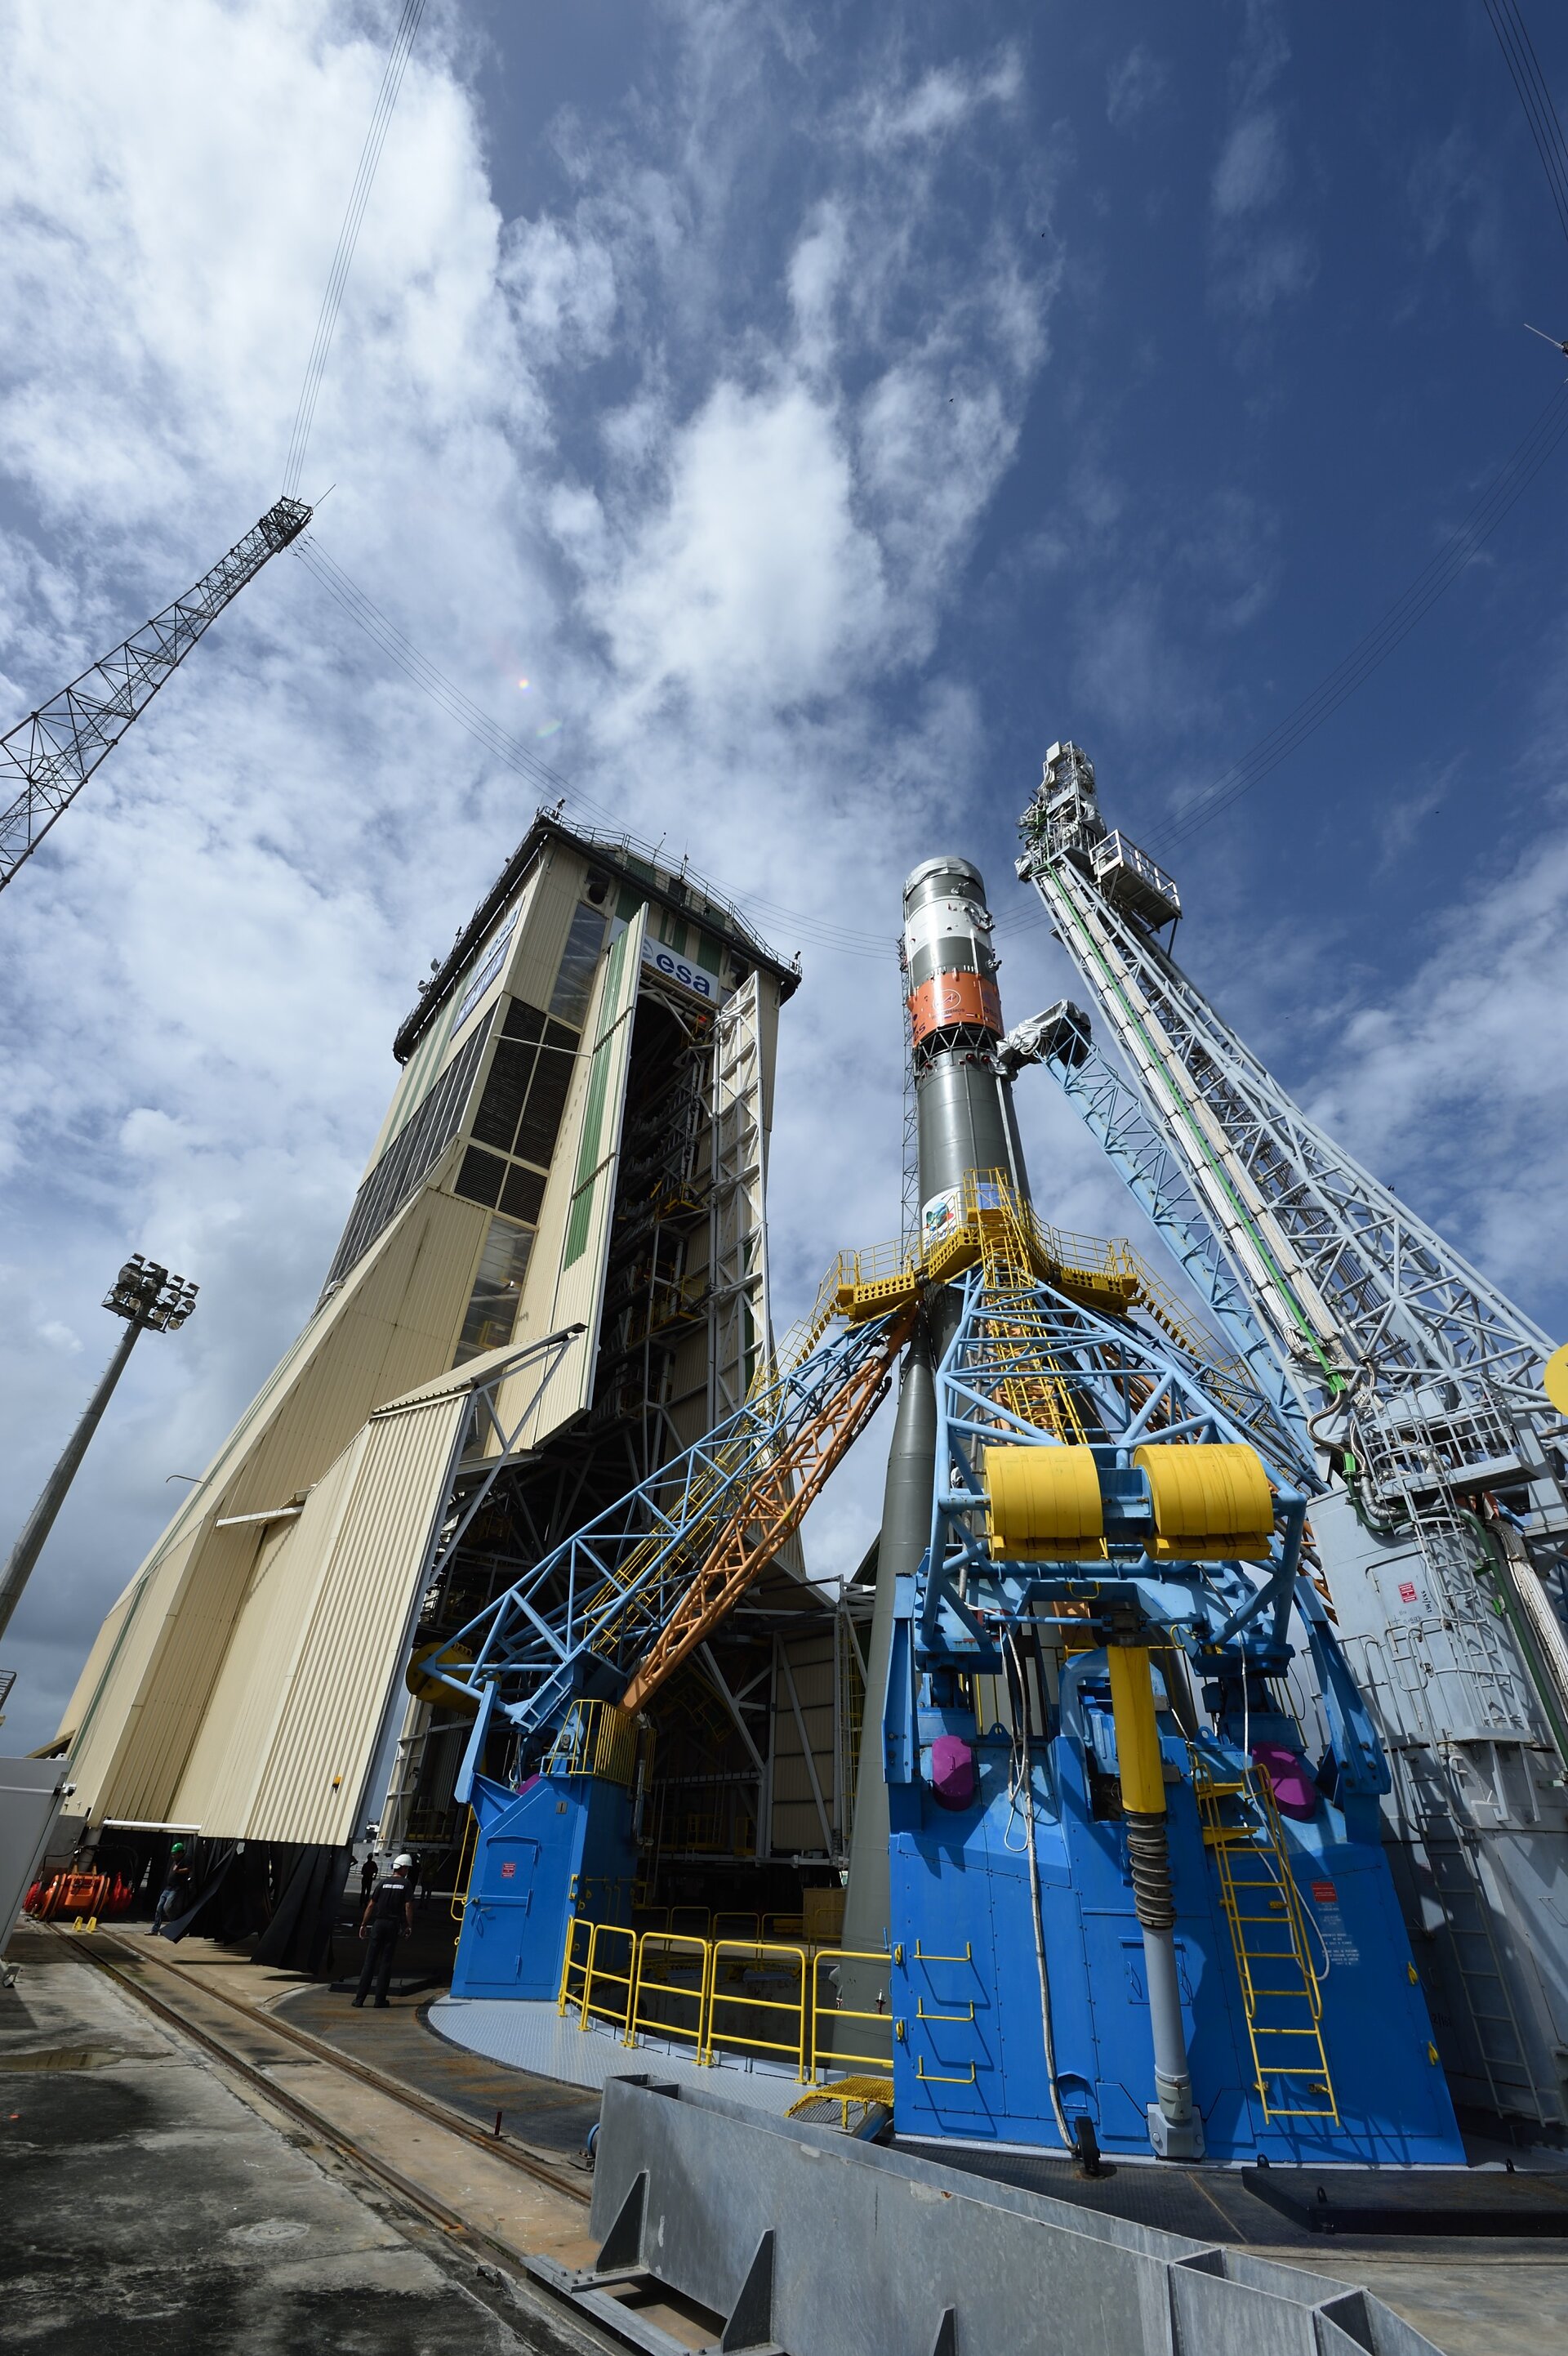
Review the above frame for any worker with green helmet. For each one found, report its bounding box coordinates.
[151,1841,192,1936]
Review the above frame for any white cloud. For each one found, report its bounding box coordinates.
[860,51,1022,151]
[1107,45,1169,134]
[594,379,889,713]
[1212,109,1289,218]
[0,0,1058,1747]
[1207,3,1314,319]
[1303,813,1568,1300]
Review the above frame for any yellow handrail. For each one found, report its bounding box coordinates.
[703,1939,811,2079]
[450,1808,479,1925]
[810,1949,894,2081]
[578,1921,637,2037]
[626,1931,711,2053]
[555,1913,901,2091]
[557,1915,594,2018]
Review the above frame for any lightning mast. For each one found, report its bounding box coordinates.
[1016,739,1568,2137]
[0,497,311,891]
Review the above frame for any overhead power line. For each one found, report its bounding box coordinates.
[1483,0,1568,248]
[282,0,428,498]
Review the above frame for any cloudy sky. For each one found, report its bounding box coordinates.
[3,0,1567,1753]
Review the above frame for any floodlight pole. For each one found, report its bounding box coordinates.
[0,1256,198,1644]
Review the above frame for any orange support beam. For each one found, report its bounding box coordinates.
[620,1305,915,1711]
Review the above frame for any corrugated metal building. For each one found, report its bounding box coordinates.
[53,814,855,1921]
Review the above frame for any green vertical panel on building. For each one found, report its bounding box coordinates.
[564,922,631,1268]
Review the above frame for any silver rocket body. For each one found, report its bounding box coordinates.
[840,854,1032,1959]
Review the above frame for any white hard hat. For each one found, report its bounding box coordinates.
[393,1853,414,1871]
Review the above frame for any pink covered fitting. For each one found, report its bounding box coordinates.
[929,1735,975,1810]
[1250,1740,1317,1821]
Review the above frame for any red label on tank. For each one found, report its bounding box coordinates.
[501,1861,516,1879]
[1311,1881,1337,1903]
[1397,1581,1417,1603]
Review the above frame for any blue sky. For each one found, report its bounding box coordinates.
[3,0,1567,1751]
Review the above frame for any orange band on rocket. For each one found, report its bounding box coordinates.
[907,972,1003,1045]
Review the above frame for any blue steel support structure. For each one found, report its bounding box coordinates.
[886,1265,1463,2166]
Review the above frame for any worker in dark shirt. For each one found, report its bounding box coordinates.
[353,1853,414,2008]
[358,1853,377,1909]
[152,1842,192,1936]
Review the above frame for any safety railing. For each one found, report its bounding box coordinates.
[557,1916,595,2019]
[711,1910,761,1940]
[450,1808,479,1924]
[543,1698,639,1786]
[627,1932,711,2054]
[558,1913,891,2084]
[809,1949,894,2080]
[577,1921,637,2037]
[705,1940,811,2077]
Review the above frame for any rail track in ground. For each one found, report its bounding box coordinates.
[55,1925,602,2306]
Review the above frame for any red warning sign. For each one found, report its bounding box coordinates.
[501,1861,516,1879]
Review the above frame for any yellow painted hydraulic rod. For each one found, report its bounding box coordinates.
[1107,1640,1201,2155]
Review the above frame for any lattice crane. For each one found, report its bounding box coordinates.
[0,496,311,890]
[427,1301,914,1776]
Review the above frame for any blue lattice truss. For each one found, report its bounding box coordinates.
[896,1268,1385,1801]
[427,1310,902,1778]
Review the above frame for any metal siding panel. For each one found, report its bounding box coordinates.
[241,1396,466,1846]
[169,1445,361,1833]
[499,904,647,1439]
[506,848,582,1013]
[65,1189,488,1827]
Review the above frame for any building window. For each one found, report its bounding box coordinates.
[455,1217,535,1362]
[464,996,579,1187]
[549,904,608,1029]
[318,1011,495,1304]
[455,1146,506,1208]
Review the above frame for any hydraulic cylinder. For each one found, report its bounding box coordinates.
[1107,1643,1202,2157]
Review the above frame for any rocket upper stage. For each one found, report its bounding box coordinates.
[902,855,1030,1215]
[902,854,1004,1051]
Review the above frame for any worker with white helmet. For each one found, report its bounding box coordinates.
[353,1851,415,2008]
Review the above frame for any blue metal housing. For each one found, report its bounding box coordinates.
[451,1759,637,2001]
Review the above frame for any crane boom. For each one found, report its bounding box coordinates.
[0,495,311,890]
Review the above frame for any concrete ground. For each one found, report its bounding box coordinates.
[0,1927,603,2356]
[15,1922,1568,2356]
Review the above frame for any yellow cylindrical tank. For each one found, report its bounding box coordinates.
[1131,1442,1273,1561]
[985,1444,1107,1561]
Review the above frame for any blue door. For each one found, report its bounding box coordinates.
[456,1834,541,1995]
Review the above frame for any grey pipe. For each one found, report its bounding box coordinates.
[1125,1809,1203,2156]
[840,1327,936,1971]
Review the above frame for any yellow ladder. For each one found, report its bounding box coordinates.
[975,1198,1089,1443]
[1192,1758,1338,2123]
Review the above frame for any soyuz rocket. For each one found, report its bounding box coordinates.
[840,854,1033,1956]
